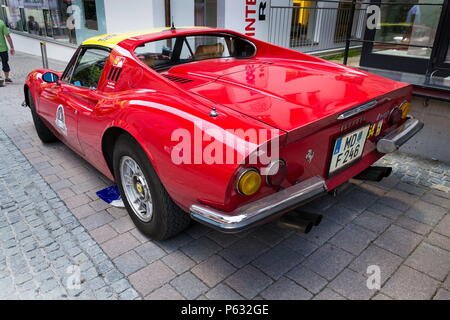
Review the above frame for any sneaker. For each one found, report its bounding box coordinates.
[5,78,12,83]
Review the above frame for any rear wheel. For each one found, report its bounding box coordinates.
[27,90,58,143]
[113,134,190,240]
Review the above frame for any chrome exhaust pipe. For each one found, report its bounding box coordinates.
[354,166,392,182]
[277,215,313,234]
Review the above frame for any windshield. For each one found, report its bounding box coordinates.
[134,34,256,71]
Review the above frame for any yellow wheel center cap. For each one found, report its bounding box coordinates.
[136,183,143,194]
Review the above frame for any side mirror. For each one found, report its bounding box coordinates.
[42,72,59,83]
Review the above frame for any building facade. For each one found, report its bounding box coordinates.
[0,0,364,61]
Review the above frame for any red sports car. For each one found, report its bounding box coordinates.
[24,27,423,240]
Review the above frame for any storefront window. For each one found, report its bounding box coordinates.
[372,0,444,59]
[0,0,106,45]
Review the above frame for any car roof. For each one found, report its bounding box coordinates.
[81,26,220,49]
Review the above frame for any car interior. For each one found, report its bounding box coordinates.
[134,34,256,72]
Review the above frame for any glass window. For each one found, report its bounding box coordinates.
[372,0,444,59]
[135,34,256,71]
[69,47,109,89]
[1,0,106,45]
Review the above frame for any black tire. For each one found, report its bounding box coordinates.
[27,90,58,143]
[113,134,191,240]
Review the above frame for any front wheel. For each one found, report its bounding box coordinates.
[113,134,190,240]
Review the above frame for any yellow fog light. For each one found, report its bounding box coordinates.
[400,101,410,119]
[237,168,262,196]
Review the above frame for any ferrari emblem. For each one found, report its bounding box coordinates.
[136,183,143,194]
[306,149,314,163]
[113,56,125,68]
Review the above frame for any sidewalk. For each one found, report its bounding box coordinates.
[1,52,449,300]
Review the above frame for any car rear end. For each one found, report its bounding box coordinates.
[190,83,423,233]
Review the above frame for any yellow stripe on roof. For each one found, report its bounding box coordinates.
[81,27,171,48]
[82,26,210,48]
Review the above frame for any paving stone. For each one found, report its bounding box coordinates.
[162,251,196,275]
[261,277,312,300]
[250,224,288,247]
[298,218,343,246]
[207,231,239,248]
[220,237,268,268]
[349,245,403,285]
[170,272,208,300]
[405,200,448,226]
[329,224,376,255]
[135,242,166,264]
[372,293,393,300]
[192,255,236,287]
[353,210,392,234]
[129,260,176,296]
[80,211,114,231]
[181,237,221,263]
[145,284,185,300]
[322,204,360,225]
[435,215,450,238]
[313,288,346,300]
[155,233,193,254]
[396,182,427,196]
[226,265,273,299]
[205,284,244,300]
[113,251,147,276]
[252,243,303,280]
[422,192,450,209]
[286,266,327,294]
[329,268,376,300]
[374,225,422,258]
[0,123,134,300]
[302,244,354,280]
[368,202,403,220]
[394,216,433,236]
[425,232,450,252]
[109,216,135,234]
[338,189,379,213]
[433,288,450,300]
[101,233,140,259]
[280,233,318,257]
[90,224,118,244]
[405,243,450,281]
[382,266,439,300]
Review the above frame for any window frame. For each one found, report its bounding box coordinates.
[133,33,257,72]
[61,45,111,90]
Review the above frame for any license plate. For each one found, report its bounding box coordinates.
[329,125,370,174]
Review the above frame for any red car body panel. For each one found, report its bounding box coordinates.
[25,27,412,217]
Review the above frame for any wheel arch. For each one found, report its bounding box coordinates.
[101,126,159,179]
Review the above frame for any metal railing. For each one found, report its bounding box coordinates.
[269,0,368,54]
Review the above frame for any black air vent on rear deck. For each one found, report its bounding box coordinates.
[107,67,122,82]
[163,74,193,84]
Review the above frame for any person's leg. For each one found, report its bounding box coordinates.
[0,51,11,82]
[0,51,6,87]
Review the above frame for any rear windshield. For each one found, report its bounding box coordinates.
[134,34,256,71]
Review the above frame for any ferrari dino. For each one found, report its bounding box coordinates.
[24,27,423,240]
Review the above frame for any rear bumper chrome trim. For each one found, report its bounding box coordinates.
[376,117,424,154]
[189,176,327,233]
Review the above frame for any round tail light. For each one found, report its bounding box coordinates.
[265,160,288,186]
[236,168,262,196]
[388,107,403,125]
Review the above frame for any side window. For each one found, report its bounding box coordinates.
[70,48,110,89]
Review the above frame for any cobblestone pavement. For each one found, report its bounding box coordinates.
[1,52,450,300]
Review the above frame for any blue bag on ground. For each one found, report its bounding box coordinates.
[96,186,124,207]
